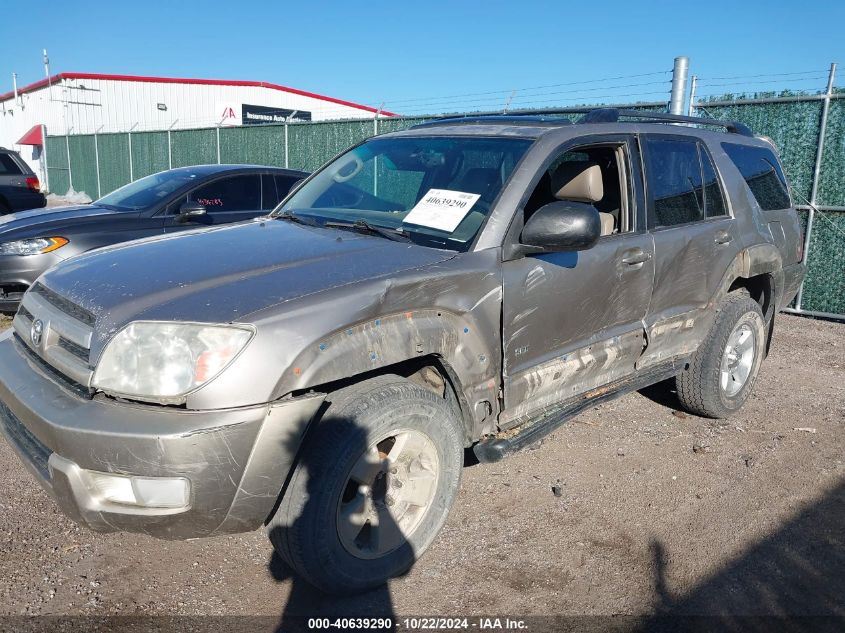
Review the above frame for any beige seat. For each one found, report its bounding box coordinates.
[550,162,616,236]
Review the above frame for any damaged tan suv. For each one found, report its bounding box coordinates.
[0,109,805,593]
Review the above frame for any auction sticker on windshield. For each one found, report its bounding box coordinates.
[403,189,481,233]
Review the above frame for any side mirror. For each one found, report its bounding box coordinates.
[521,201,601,252]
[178,201,207,220]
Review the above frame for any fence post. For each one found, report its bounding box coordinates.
[65,127,73,193]
[795,62,837,310]
[687,75,698,116]
[128,123,138,182]
[216,122,221,164]
[284,121,289,168]
[41,124,50,193]
[669,56,689,114]
[167,119,178,170]
[93,125,103,198]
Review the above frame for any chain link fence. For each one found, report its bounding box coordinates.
[44,92,844,317]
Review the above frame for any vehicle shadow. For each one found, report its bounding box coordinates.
[638,480,845,632]
[637,378,683,411]
[267,413,408,633]
[268,554,397,632]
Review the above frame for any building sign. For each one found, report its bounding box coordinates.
[241,103,312,125]
[216,102,241,126]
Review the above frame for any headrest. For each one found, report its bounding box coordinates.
[551,162,604,203]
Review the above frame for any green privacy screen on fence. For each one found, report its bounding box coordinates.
[45,94,845,315]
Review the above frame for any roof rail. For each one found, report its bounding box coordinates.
[411,114,572,129]
[578,108,753,136]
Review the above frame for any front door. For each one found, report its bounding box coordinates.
[164,173,266,232]
[500,137,654,428]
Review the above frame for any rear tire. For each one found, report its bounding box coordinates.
[676,291,765,418]
[267,375,464,594]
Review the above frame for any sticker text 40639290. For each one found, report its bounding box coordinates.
[402,189,481,233]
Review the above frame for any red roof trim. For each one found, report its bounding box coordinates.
[0,72,397,117]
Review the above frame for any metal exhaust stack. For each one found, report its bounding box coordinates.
[669,56,690,115]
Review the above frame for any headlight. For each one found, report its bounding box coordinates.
[0,237,69,256]
[92,322,254,405]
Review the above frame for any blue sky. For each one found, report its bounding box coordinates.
[1,0,841,115]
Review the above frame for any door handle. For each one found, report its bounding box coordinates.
[714,230,733,244]
[622,249,652,266]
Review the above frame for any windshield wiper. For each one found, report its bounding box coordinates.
[323,219,411,242]
[275,210,321,227]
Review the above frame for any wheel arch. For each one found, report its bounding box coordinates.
[274,309,499,444]
[715,244,783,355]
[290,353,478,447]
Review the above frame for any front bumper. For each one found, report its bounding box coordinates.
[0,329,324,539]
[0,252,63,311]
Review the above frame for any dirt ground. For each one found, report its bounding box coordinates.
[0,313,842,628]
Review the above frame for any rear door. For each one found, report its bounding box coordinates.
[639,134,739,368]
[164,173,264,232]
[500,135,655,427]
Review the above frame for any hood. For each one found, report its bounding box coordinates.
[39,218,456,344]
[0,205,129,237]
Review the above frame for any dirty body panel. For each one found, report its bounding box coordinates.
[0,115,807,540]
[0,328,324,538]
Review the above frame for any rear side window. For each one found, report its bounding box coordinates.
[643,137,703,228]
[722,143,791,210]
[0,154,23,175]
[189,175,261,213]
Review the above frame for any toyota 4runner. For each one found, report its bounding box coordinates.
[0,109,805,594]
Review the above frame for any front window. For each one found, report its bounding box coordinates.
[97,170,200,211]
[278,136,533,251]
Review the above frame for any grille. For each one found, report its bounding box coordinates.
[14,335,93,399]
[12,285,95,389]
[30,283,95,326]
[58,336,90,363]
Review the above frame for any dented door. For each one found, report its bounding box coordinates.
[500,233,654,428]
[638,135,741,368]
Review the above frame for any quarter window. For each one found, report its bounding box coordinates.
[644,137,703,228]
[721,143,791,211]
[261,174,279,210]
[275,175,301,201]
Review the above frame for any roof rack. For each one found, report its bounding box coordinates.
[577,108,753,136]
[411,114,572,129]
[409,108,752,136]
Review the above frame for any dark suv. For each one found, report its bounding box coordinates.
[0,147,46,214]
[0,109,805,594]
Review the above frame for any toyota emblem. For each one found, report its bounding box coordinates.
[30,319,44,347]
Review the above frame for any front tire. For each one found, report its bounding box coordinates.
[267,375,464,594]
[676,291,765,418]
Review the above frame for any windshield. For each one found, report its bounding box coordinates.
[277,136,533,251]
[96,170,200,210]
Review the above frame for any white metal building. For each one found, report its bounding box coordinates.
[0,72,395,181]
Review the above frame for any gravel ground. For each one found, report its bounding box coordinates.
[0,313,842,626]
